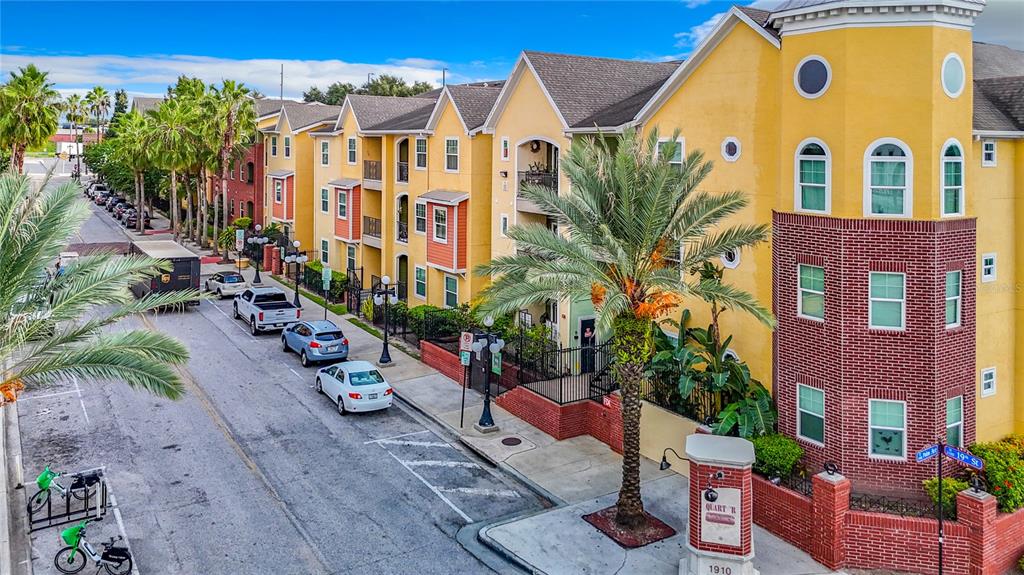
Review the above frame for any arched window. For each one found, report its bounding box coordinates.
[795,139,830,213]
[941,140,963,216]
[864,139,913,217]
[246,162,254,183]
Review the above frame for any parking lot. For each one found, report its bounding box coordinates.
[15,199,544,574]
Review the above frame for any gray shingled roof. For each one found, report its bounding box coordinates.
[131,96,163,114]
[974,42,1024,81]
[281,102,342,131]
[523,51,680,129]
[973,42,1024,131]
[736,6,779,39]
[347,95,438,131]
[447,83,503,130]
[256,99,291,118]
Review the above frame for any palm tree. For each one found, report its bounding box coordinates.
[209,81,256,258]
[147,99,195,240]
[0,172,196,403]
[111,112,151,233]
[63,94,87,177]
[84,86,110,143]
[0,64,61,173]
[476,128,774,530]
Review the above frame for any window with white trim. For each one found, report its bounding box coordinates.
[500,214,509,237]
[941,142,963,216]
[981,253,996,282]
[444,275,458,308]
[271,136,278,156]
[433,206,447,243]
[415,138,427,169]
[414,266,426,299]
[945,271,961,328]
[320,239,329,264]
[869,272,905,330]
[867,141,911,217]
[797,384,825,445]
[274,180,282,203]
[445,138,459,172]
[981,367,996,397]
[798,264,824,320]
[320,188,329,213]
[797,141,829,213]
[346,245,356,271]
[347,138,356,164]
[414,202,426,234]
[321,140,329,166]
[656,138,684,172]
[337,189,347,219]
[230,165,234,180]
[982,140,996,167]
[501,137,510,161]
[869,399,905,459]
[283,136,291,158]
[946,396,963,447]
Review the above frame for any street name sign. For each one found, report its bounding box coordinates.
[915,444,940,463]
[944,445,984,470]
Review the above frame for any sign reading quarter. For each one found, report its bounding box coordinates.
[700,487,741,547]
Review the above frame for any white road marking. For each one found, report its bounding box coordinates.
[207,301,256,341]
[73,375,90,425]
[437,486,522,498]
[288,368,305,382]
[386,451,473,523]
[105,479,141,575]
[363,430,430,445]
[375,439,453,449]
[17,389,80,401]
[401,460,479,469]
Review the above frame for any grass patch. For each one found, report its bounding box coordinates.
[348,317,382,339]
[270,275,347,315]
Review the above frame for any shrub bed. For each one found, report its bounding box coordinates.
[751,434,803,479]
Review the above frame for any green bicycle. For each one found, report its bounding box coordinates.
[54,519,133,574]
[27,466,102,514]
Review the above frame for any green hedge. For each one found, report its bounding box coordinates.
[751,434,803,479]
[302,260,348,300]
[923,476,969,519]
[971,435,1024,512]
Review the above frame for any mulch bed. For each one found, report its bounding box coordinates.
[582,505,677,548]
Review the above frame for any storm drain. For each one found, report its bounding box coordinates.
[501,437,522,446]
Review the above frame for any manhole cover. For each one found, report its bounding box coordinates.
[501,437,522,446]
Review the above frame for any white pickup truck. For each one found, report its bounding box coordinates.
[233,287,302,335]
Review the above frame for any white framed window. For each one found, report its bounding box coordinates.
[346,245,356,271]
[321,140,330,166]
[945,270,961,328]
[982,140,996,167]
[283,136,291,158]
[656,137,684,172]
[433,206,448,243]
[445,138,459,172]
[500,214,509,237]
[444,275,458,308]
[501,137,510,161]
[797,264,824,321]
[414,202,427,234]
[865,139,913,218]
[797,384,825,446]
[230,166,234,180]
[347,137,357,164]
[336,189,347,219]
[320,188,329,213]
[415,137,427,169]
[795,139,830,214]
[721,137,741,162]
[941,53,965,99]
[981,253,996,282]
[869,272,905,330]
[414,265,427,299]
[271,136,278,156]
[941,140,964,217]
[946,396,963,447]
[981,367,996,397]
[868,399,906,460]
[794,55,831,99]
[320,239,329,264]
[274,180,283,203]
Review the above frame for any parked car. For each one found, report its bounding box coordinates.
[233,287,302,335]
[93,192,110,205]
[85,182,107,197]
[315,360,392,415]
[205,271,250,298]
[119,208,136,225]
[125,210,151,228]
[105,197,124,212]
[113,202,131,219]
[282,320,349,367]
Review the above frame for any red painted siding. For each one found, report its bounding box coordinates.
[271,178,286,221]
[351,185,361,238]
[456,202,468,271]
[285,176,294,221]
[333,187,349,240]
[426,203,455,270]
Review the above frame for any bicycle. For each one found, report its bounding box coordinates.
[27,467,102,515]
[53,519,133,574]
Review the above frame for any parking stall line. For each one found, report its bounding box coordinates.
[16,389,80,401]
[401,460,479,470]
[436,486,522,499]
[205,301,257,341]
[386,451,473,523]
[376,439,454,449]
[362,430,430,445]
[73,375,90,425]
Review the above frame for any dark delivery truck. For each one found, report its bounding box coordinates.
[130,240,201,306]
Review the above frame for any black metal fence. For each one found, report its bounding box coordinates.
[849,492,938,518]
[516,340,614,404]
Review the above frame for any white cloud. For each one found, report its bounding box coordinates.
[674,10,728,49]
[684,0,713,8]
[0,53,447,99]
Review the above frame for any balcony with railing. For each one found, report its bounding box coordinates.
[363,216,382,248]
[363,160,382,190]
[397,161,409,184]
[517,169,557,215]
[397,221,408,243]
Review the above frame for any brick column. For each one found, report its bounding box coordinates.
[810,472,851,570]
[956,488,998,575]
[262,244,275,277]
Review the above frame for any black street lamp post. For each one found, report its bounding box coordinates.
[284,240,308,308]
[472,315,505,432]
[373,275,399,366]
[246,224,270,284]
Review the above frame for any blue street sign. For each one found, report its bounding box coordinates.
[944,445,984,470]
[915,444,939,463]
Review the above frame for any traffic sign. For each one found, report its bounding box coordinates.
[235,228,245,251]
[915,444,940,463]
[491,351,502,375]
[459,331,474,352]
[944,445,984,470]
[321,266,332,291]
[459,351,471,366]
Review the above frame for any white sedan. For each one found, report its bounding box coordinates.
[205,271,250,298]
[315,360,393,415]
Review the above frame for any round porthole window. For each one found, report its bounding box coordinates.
[942,53,965,98]
[721,137,741,162]
[794,55,831,99]
[721,248,740,269]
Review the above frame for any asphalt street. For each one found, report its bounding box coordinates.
[16,191,543,574]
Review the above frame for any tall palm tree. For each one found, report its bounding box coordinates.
[147,98,195,240]
[111,112,151,233]
[476,128,774,529]
[0,172,196,403]
[84,86,110,143]
[63,94,87,177]
[209,81,256,258]
[0,64,61,173]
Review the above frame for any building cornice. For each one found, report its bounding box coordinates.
[768,1,983,37]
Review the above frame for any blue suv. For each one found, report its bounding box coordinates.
[282,320,349,367]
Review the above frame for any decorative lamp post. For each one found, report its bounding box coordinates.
[373,275,399,366]
[285,240,307,308]
[246,224,270,284]
[473,315,505,433]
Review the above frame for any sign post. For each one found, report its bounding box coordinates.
[916,442,984,575]
[458,332,474,428]
[235,229,245,274]
[321,266,332,320]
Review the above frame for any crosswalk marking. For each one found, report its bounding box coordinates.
[437,486,522,498]
[377,439,453,448]
[402,460,479,469]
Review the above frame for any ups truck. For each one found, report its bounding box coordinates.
[130,240,201,306]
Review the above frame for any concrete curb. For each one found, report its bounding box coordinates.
[3,402,33,575]
[475,507,566,575]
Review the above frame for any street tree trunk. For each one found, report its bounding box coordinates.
[13,144,26,174]
[185,173,193,243]
[169,169,178,240]
[211,178,220,257]
[138,174,146,234]
[612,313,652,530]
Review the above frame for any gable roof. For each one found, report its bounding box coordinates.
[426,82,504,134]
[277,102,342,133]
[130,96,163,114]
[972,42,1024,133]
[256,98,291,119]
[341,94,438,133]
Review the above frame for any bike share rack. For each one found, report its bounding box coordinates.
[28,467,110,532]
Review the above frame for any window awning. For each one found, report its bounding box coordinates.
[328,178,360,188]
[268,169,294,178]
[420,189,469,206]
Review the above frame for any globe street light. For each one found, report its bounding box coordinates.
[246,224,269,284]
[373,275,399,366]
[475,315,505,432]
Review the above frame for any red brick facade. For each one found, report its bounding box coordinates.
[688,460,753,557]
[208,143,264,225]
[772,212,977,493]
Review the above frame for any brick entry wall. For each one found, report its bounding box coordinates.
[773,212,977,494]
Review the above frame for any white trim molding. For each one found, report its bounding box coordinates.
[863,137,914,219]
[793,55,832,99]
[795,137,832,215]
[768,1,984,37]
[941,52,966,98]
[939,137,964,218]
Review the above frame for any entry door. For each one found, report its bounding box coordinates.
[579,317,596,374]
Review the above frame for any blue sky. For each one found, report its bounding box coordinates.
[1,1,1022,100]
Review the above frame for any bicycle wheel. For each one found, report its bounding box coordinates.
[54,547,87,574]
[104,555,133,575]
[27,489,49,515]
[70,483,97,501]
